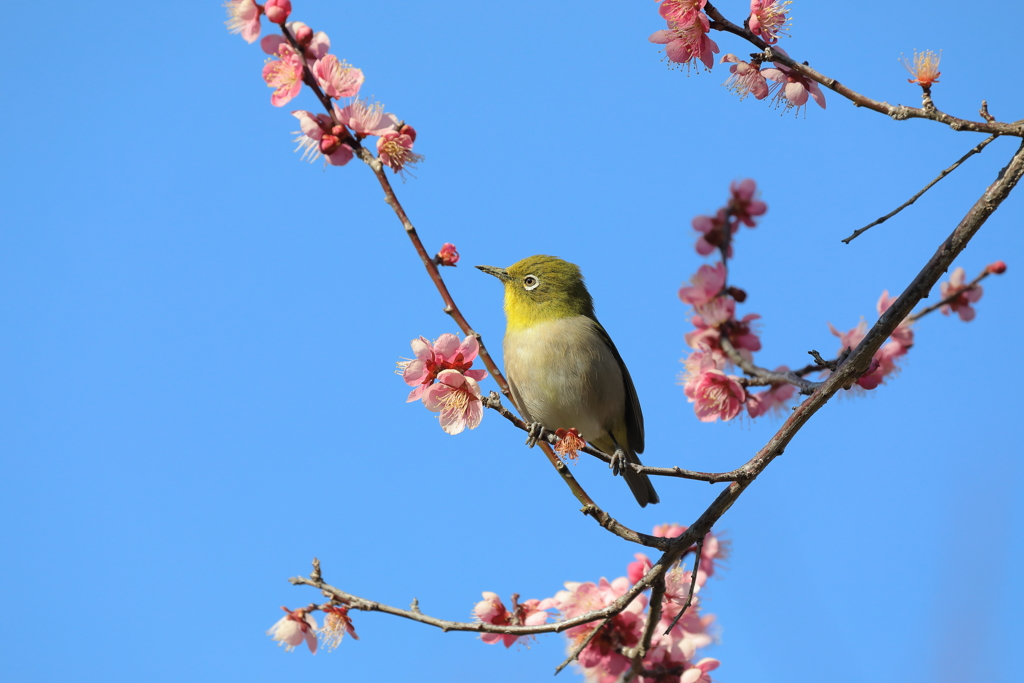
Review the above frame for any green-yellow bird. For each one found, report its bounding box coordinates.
[476,255,660,507]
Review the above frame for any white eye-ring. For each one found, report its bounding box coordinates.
[523,274,540,291]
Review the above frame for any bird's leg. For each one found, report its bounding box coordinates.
[609,437,627,477]
[524,422,545,448]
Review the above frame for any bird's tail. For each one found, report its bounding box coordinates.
[623,450,659,507]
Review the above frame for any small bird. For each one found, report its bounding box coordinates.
[476,255,659,507]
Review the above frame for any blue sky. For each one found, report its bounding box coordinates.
[2,2,1021,682]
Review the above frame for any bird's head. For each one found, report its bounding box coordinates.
[476,255,594,329]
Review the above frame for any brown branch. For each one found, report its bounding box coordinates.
[719,335,823,395]
[703,3,1024,137]
[842,135,1000,243]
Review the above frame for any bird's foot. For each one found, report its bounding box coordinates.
[524,422,545,448]
[609,447,627,477]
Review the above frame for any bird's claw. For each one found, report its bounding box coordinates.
[525,422,544,448]
[609,448,627,477]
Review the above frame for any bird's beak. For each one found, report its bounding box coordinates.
[475,265,511,282]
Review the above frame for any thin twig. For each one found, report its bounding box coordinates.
[906,268,993,322]
[553,615,613,676]
[664,539,703,634]
[719,335,823,395]
[842,135,999,243]
[702,3,1024,137]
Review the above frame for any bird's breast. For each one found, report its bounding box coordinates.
[503,316,625,439]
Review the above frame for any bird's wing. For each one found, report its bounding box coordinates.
[506,373,534,424]
[593,321,645,454]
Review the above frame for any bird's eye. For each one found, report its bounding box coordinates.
[523,275,540,291]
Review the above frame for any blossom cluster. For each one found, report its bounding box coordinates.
[224,0,421,173]
[648,1,827,115]
[266,604,358,654]
[473,524,725,683]
[398,333,488,435]
[679,179,792,422]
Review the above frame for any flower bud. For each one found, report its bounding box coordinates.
[399,123,417,143]
[987,260,1007,275]
[727,286,747,303]
[435,242,459,267]
[264,0,292,24]
[331,125,346,137]
[320,134,341,155]
[294,23,313,46]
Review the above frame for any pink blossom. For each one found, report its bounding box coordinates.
[318,605,358,650]
[314,54,364,99]
[746,367,797,418]
[660,568,714,653]
[264,0,291,24]
[224,0,262,44]
[653,523,687,539]
[828,320,908,390]
[679,262,727,307]
[399,333,487,402]
[554,427,586,461]
[685,312,761,361]
[681,658,721,683]
[721,54,769,100]
[728,179,767,227]
[261,22,330,61]
[683,355,746,422]
[337,99,399,137]
[749,0,791,44]
[473,592,550,647]
[692,209,733,257]
[378,129,423,174]
[436,242,459,267]
[762,50,826,114]
[263,44,305,107]
[649,14,719,71]
[639,640,696,683]
[291,110,354,166]
[627,552,653,584]
[659,0,707,24]
[423,369,483,434]
[694,295,735,328]
[939,267,983,321]
[267,606,318,653]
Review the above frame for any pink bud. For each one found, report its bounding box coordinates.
[987,260,1007,274]
[399,124,417,143]
[727,286,747,303]
[294,24,313,46]
[436,242,459,267]
[320,134,341,155]
[331,125,346,137]
[264,0,292,24]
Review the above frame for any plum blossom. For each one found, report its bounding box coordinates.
[746,368,797,418]
[653,523,687,539]
[649,13,719,71]
[318,605,358,650]
[683,353,746,422]
[902,49,941,86]
[398,333,487,402]
[685,309,761,364]
[263,44,305,107]
[694,295,735,328]
[681,658,721,683]
[267,606,318,653]
[749,0,792,44]
[473,592,550,647]
[378,127,423,174]
[337,99,399,137]
[939,267,983,321]
[264,0,291,24]
[627,552,653,584]
[679,262,727,307]
[291,110,354,166]
[314,54,364,99]
[435,242,459,267]
[554,427,586,461]
[651,525,727,582]
[261,22,330,61]
[548,578,646,681]
[692,209,733,257]
[659,0,707,24]
[721,54,769,100]
[729,178,768,227]
[828,317,909,390]
[224,0,262,43]
[423,369,483,434]
[762,51,826,114]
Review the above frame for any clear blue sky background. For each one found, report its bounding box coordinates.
[3,2,1021,681]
